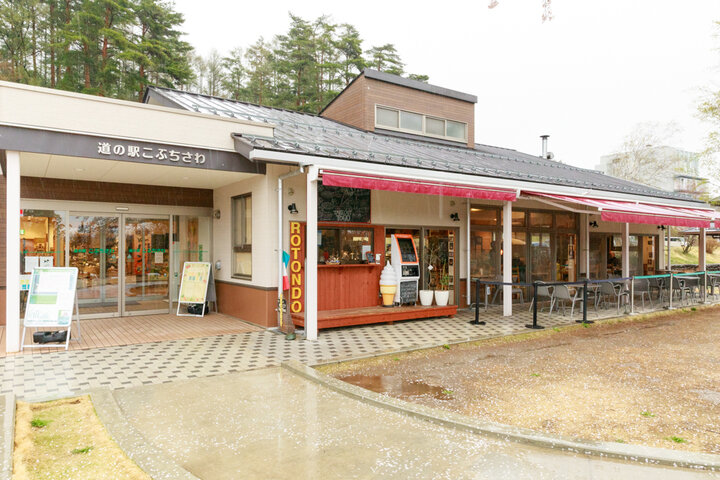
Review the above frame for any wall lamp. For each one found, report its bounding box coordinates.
[287,203,298,215]
[450,212,460,222]
[589,220,599,228]
[657,225,666,231]
[213,209,221,219]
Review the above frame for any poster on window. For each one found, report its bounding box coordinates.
[178,262,211,304]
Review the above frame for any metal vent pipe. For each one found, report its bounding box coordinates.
[540,135,549,158]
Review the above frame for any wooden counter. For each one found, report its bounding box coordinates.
[318,262,383,310]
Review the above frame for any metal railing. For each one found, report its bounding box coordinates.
[472,271,716,330]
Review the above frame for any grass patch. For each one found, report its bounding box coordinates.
[442,344,451,350]
[641,411,655,418]
[530,373,540,377]
[71,446,94,454]
[441,389,453,396]
[666,436,687,444]
[13,395,151,480]
[30,418,50,428]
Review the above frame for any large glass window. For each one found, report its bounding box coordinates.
[21,210,66,273]
[319,228,373,264]
[446,120,467,140]
[470,207,498,226]
[375,105,468,142]
[232,194,252,278]
[556,233,577,282]
[400,111,423,131]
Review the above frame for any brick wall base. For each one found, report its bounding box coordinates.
[215,281,276,328]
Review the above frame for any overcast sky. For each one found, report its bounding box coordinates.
[172,0,720,171]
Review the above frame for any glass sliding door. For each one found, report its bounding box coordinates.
[556,233,577,282]
[529,232,552,282]
[171,215,212,309]
[69,214,120,317]
[123,216,170,314]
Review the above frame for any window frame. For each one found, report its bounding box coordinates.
[374,104,468,142]
[231,193,252,279]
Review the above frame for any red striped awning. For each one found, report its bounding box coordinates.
[321,170,517,201]
[527,192,713,228]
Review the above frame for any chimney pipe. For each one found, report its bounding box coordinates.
[540,135,549,158]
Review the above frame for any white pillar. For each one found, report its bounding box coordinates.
[666,228,671,271]
[305,166,318,340]
[502,201,512,316]
[5,151,20,353]
[622,223,630,278]
[580,213,589,278]
[658,227,666,271]
[699,228,707,271]
[466,201,471,307]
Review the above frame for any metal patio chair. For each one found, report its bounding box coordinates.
[632,278,653,311]
[491,275,525,305]
[549,284,582,318]
[671,276,692,306]
[597,281,630,314]
[528,284,553,312]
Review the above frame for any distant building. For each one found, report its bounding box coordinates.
[597,146,707,199]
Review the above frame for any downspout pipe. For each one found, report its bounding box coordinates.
[278,166,305,330]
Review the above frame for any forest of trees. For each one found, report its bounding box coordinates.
[0,2,425,113]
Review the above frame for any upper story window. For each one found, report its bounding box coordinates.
[375,105,467,142]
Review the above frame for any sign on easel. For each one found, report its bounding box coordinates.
[21,267,81,351]
[176,262,217,317]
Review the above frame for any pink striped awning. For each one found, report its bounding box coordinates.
[526,192,714,228]
[321,170,517,201]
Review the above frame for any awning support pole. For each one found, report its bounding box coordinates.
[502,201,512,316]
[6,151,21,353]
[305,166,319,340]
[466,200,471,307]
[622,223,630,279]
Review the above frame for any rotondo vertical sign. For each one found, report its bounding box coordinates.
[289,221,304,313]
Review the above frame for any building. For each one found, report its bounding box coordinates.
[2,70,718,352]
[597,146,708,199]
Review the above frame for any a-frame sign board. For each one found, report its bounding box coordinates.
[21,267,81,351]
[176,262,217,317]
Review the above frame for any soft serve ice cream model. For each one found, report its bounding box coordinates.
[379,262,397,307]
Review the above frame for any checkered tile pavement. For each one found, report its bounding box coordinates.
[0,301,699,399]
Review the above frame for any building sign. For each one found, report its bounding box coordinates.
[97,141,206,165]
[0,125,265,175]
[289,221,304,313]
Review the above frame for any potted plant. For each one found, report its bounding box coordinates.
[419,264,434,306]
[434,273,450,306]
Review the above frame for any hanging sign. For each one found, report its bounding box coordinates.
[289,221,305,313]
[24,267,78,327]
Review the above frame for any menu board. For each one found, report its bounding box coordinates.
[318,185,371,222]
[24,267,78,327]
[178,262,211,303]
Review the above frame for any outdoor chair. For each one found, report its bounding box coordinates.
[548,284,582,318]
[632,278,653,311]
[709,274,720,301]
[528,285,553,312]
[597,281,630,314]
[491,275,525,305]
[671,276,692,306]
[647,277,666,302]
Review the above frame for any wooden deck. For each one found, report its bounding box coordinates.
[291,304,458,329]
[0,313,263,357]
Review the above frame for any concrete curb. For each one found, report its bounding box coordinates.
[282,360,720,471]
[0,393,16,480]
[90,389,200,480]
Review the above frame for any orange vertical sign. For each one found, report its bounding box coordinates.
[289,221,304,313]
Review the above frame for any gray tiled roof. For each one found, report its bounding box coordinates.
[147,86,703,205]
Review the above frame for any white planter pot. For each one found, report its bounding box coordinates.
[434,290,450,306]
[418,290,434,306]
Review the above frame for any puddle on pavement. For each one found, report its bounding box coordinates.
[338,374,450,400]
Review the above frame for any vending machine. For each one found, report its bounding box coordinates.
[390,234,420,305]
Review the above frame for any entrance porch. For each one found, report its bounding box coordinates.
[0,313,262,357]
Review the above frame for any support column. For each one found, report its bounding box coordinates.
[5,151,20,353]
[502,201,512,316]
[658,227,666,271]
[622,223,630,278]
[667,228,671,271]
[580,213,589,278]
[699,228,707,271]
[466,201,471,307]
[305,166,318,341]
